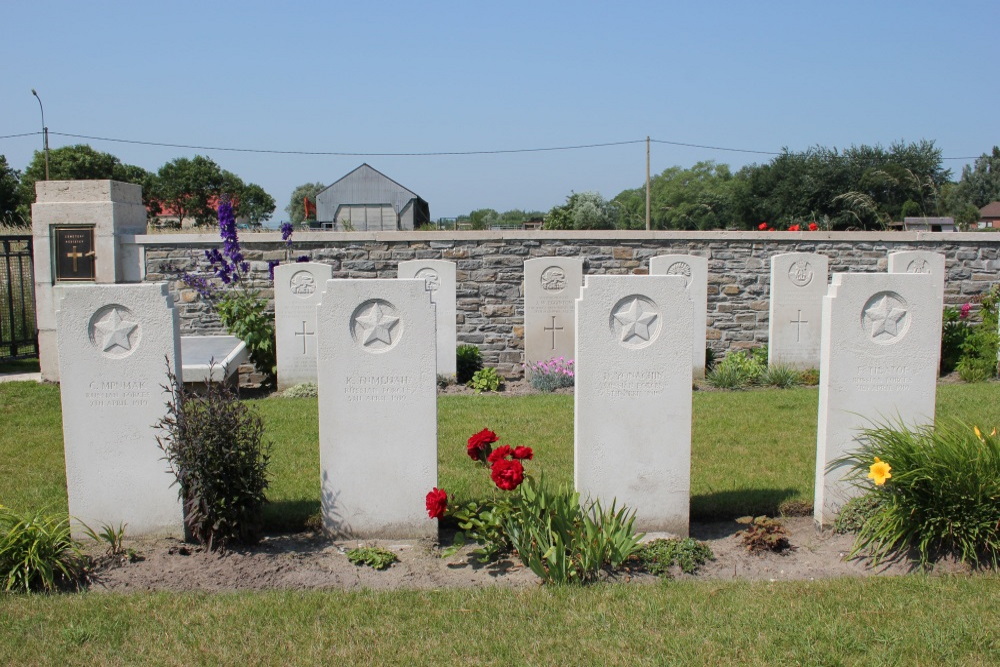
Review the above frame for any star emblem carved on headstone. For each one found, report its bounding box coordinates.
[355,302,400,346]
[94,308,138,352]
[613,298,658,342]
[864,295,907,339]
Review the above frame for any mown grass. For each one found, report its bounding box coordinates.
[0,577,997,665]
[4,381,1000,529]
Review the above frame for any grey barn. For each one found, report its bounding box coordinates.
[315,164,430,231]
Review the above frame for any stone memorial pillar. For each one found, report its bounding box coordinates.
[768,253,829,370]
[888,250,945,373]
[649,254,708,378]
[398,259,456,376]
[56,283,184,537]
[523,257,583,374]
[274,262,333,390]
[575,275,693,535]
[814,272,939,527]
[32,180,148,382]
[317,279,437,538]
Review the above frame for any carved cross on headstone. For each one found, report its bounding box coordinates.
[544,315,564,350]
[791,309,808,342]
[294,320,315,354]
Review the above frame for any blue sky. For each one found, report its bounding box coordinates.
[2,1,997,222]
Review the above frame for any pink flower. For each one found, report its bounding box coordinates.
[960,303,971,319]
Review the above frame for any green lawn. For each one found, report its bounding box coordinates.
[1,381,999,664]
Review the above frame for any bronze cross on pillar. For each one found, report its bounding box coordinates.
[66,245,84,272]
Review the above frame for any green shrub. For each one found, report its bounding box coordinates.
[346,546,398,570]
[636,537,714,576]
[0,506,85,593]
[838,420,1000,566]
[456,344,482,384]
[833,492,886,535]
[797,368,820,386]
[217,291,276,382]
[954,287,999,382]
[759,363,800,388]
[706,348,767,389]
[956,356,995,383]
[156,368,272,549]
[281,382,317,398]
[469,367,503,393]
[941,305,973,375]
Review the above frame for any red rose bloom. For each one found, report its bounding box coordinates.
[512,446,534,460]
[758,222,768,231]
[490,459,524,491]
[788,224,800,232]
[425,487,448,519]
[487,445,513,463]
[467,428,499,461]
[808,222,819,231]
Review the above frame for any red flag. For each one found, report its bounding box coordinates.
[303,196,316,220]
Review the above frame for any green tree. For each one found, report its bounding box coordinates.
[614,161,735,230]
[285,182,325,224]
[16,144,152,222]
[468,208,499,230]
[0,156,23,225]
[543,192,617,230]
[153,156,226,226]
[236,183,276,228]
[955,147,1000,209]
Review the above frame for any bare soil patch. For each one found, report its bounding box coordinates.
[84,517,971,593]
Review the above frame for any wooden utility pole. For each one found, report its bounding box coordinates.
[645,136,651,231]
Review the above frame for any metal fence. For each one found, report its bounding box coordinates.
[0,236,37,359]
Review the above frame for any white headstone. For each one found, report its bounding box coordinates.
[398,259,456,377]
[575,275,693,535]
[55,283,184,537]
[888,250,945,373]
[524,257,583,373]
[275,263,333,391]
[317,279,437,538]
[649,254,708,378]
[814,272,940,527]
[768,253,829,369]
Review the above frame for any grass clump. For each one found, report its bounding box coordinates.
[838,419,1000,566]
[759,363,800,388]
[345,546,398,570]
[0,506,85,593]
[705,347,767,390]
[156,368,272,549]
[636,537,714,575]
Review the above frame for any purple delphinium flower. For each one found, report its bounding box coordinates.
[296,255,310,263]
[267,259,281,281]
[280,222,294,248]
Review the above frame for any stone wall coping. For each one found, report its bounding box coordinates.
[130,230,1000,246]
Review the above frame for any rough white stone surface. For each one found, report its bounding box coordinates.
[317,279,437,538]
[180,335,248,384]
[55,283,183,538]
[888,251,946,373]
[398,259,456,376]
[649,254,708,378]
[274,262,333,390]
[814,272,940,527]
[32,180,148,382]
[768,253,829,370]
[575,275,693,535]
[524,257,583,373]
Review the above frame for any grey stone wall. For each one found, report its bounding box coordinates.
[137,230,1000,377]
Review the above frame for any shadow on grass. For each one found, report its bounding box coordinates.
[0,357,40,375]
[262,499,320,533]
[691,487,801,521]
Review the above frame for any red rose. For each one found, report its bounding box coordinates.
[788,224,800,232]
[490,459,524,491]
[758,222,768,231]
[425,487,448,519]
[808,222,819,231]
[487,445,513,463]
[512,446,534,460]
[467,428,499,461]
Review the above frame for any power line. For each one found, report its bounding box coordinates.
[1,128,982,160]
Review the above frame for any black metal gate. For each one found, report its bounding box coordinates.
[0,236,37,359]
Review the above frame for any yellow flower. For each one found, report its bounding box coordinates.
[867,457,892,486]
[975,426,983,440]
